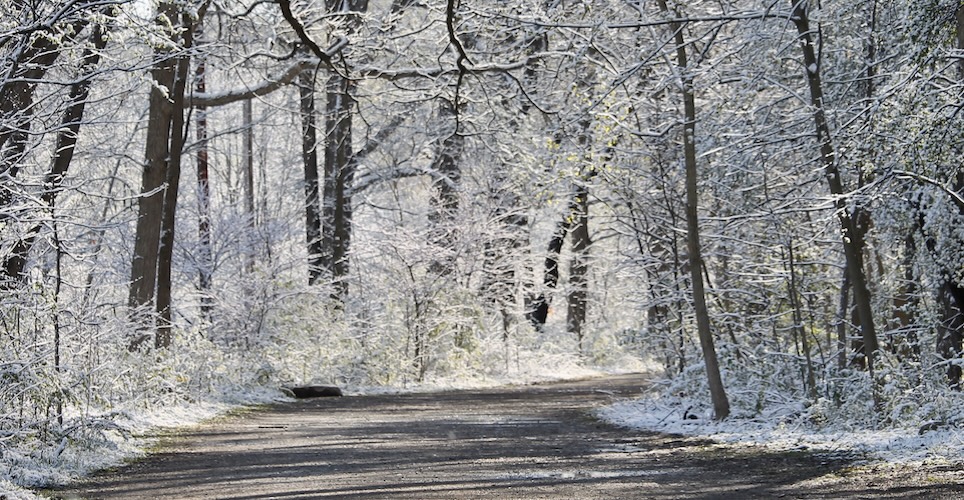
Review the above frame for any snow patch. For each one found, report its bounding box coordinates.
[597,396,964,466]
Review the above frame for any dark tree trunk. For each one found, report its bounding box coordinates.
[299,70,325,285]
[790,0,879,375]
[128,3,180,335]
[155,8,202,349]
[566,181,590,349]
[324,73,355,301]
[526,199,574,328]
[129,1,207,350]
[195,25,214,322]
[935,7,964,387]
[243,98,256,273]
[938,283,964,389]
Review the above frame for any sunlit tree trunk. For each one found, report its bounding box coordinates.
[129,1,208,349]
[321,0,368,302]
[427,96,464,278]
[323,73,355,301]
[0,3,99,286]
[128,2,181,344]
[657,0,729,420]
[243,98,256,273]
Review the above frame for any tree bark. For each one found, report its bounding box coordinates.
[790,0,879,374]
[128,2,181,335]
[936,5,964,388]
[156,7,203,349]
[129,1,208,349]
[243,98,257,273]
[566,182,590,349]
[526,199,574,328]
[299,69,325,285]
[195,23,214,323]
[658,0,730,420]
[323,73,355,301]
[427,96,464,277]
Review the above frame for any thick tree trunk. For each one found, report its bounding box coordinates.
[324,73,355,301]
[526,193,576,328]
[128,3,180,334]
[428,96,464,277]
[937,6,964,388]
[129,1,207,350]
[155,8,200,349]
[299,70,325,285]
[566,181,590,349]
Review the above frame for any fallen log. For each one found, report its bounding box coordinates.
[285,386,344,398]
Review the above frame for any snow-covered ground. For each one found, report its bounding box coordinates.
[1,389,284,500]
[596,393,964,468]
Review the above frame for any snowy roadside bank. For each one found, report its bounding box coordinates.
[597,396,964,469]
[1,388,284,500]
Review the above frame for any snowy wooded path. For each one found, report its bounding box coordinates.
[49,374,962,499]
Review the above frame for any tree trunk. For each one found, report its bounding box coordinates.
[790,0,879,375]
[936,6,964,388]
[526,191,576,329]
[566,181,590,350]
[129,1,207,349]
[243,98,256,273]
[324,73,355,301]
[128,2,181,340]
[658,0,730,420]
[155,8,201,349]
[299,69,325,285]
[427,96,464,278]
[195,25,214,323]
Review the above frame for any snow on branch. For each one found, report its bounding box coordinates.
[892,169,964,213]
[187,46,542,108]
[351,165,427,196]
[187,59,313,108]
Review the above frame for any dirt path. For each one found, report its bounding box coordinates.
[49,374,963,499]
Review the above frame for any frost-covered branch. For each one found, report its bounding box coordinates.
[351,165,426,196]
[187,58,313,107]
[893,169,964,213]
